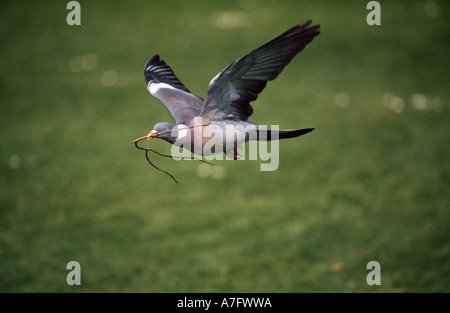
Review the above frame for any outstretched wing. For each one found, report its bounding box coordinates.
[201,20,320,121]
[144,55,203,124]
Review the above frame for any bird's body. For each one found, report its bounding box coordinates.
[144,20,320,159]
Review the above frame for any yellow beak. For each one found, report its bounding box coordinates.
[147,130,158,140]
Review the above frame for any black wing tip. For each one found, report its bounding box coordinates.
[147,54,160,63]
[299,19,313,28]
[144,54,161,72]
[298,19,320,30]
[144,54,161,84]
[286,20,321,38]
[144,54,194,94]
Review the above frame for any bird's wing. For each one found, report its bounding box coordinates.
[144,55,203,124]
[200,20,320,121]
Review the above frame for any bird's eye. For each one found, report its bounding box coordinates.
[163,127,166,131]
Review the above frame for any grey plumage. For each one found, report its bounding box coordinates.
[143,20,320,156]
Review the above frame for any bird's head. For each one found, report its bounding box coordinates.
[147,122,176,143]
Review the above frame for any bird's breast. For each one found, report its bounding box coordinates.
[173,122,249,156]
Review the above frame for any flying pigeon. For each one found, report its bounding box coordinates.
[143,20,320,160]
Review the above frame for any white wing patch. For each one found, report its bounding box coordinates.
[173,124,188,140]
[147,81,177,96]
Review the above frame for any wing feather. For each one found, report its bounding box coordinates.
[201,20,320,121]
[144,55,203,124]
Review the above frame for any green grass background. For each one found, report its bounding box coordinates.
[0,0,449,292]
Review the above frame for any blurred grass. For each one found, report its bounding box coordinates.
[0,0,449,292]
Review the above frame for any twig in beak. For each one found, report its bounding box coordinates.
[132,123,213,183]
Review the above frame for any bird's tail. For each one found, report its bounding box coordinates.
[256,127,314,141]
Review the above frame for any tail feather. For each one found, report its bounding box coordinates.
[257,128,314,141]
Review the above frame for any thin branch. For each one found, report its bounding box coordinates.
[145,150,179,184]
[132,122,213,183]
